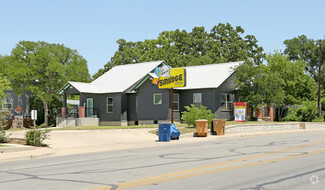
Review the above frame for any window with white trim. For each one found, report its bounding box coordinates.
[1,103,12,111]
[221,93,233,111]
[153,93,162,105]
[173,93,179,111]
[193,93,202,107]
[106,97,114,113]
[1,99,13,111]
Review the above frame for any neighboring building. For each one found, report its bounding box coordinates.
[1,90,31,117]
[57,60,242,126]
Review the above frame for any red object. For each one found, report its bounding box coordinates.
[78,106,85,118]
[15,107,23,112]
[235,102,246,107]
[61,107,67,118]
[269,106,274,122]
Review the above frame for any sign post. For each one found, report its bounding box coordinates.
[31,110,37,146]
[153,65,186,123]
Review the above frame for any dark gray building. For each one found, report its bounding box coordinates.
[57,61,242,126]
[1,90,31,116]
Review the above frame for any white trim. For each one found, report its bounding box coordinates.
[153,93,162,105]
[106,97,114,113]
[173,93,179,111]
[221,93,233,111]
[1,102,13,111]
[193,93,202,107]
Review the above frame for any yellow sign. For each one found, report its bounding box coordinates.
[152,66,186,89]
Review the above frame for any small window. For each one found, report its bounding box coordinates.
[1,103,13,111]
[107,97,114,113]
[153,93,162,105]
[193,93,202,107]
[221,93,233,111]
[173,93,179,111]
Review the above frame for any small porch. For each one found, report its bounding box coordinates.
[56,82,100,127]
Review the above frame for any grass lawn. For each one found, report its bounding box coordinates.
[6,121,287,133]
[51,123,189,131]
[50,124,160,131]
[0,144,10,147]
[7,128,26,131]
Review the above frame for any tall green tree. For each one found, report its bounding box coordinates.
[0,55,11,105]
[283,35,325,81]
[93,23,265,79]
[3,41,91,125]
[235,52,317,120]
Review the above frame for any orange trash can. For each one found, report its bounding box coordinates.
[211,119,226,135]
[195,119,208,137]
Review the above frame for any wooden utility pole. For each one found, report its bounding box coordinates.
[318,40,322,117]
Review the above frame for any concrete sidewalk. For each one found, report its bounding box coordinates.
[1,126,325,163]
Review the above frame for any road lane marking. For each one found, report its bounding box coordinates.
[118,149,325,189]
[89,140,325,190]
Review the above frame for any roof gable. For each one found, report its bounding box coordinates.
[58,60,166,94]
[176,61,243,90]
[91,60,165,93]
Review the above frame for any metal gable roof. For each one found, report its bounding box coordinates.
[58,61,165,94]
[176,61,243,90]
[58,61,242,95]
[90,60,165,93]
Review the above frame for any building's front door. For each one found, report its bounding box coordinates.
[86,98,93,117]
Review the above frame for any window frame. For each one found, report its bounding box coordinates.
[1,100,13,111]
[173,93,179,111]
[106,97,114,113]
[153,93,162,105]
[193,93,202,107]
[220,93,234,111]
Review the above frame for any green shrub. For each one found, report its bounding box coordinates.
[0,126,8,143]
[0,111,11,143]
[181,104,215,127]
[312,116,324,122]
[25,126,50,147]
[283,101,318,122]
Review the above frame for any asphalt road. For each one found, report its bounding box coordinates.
[1,131,325,190]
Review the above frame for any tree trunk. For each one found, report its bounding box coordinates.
[43,101,48,126]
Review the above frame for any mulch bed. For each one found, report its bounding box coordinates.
[7,138,26,145]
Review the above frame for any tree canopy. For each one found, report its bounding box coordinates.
[284,35,325,82]
[93,23,265,79]
[3,41,91,125]
[235,52,317,120]
[0,55,11,105]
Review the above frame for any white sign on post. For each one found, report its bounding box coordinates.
[31,110,37,120]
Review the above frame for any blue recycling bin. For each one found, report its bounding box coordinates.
[158,123,180,142]
[170,123,180,140]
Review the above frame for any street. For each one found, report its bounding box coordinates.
[1,130,325,190]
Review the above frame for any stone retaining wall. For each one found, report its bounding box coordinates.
[225,122,325,134]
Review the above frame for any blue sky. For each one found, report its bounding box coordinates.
[1,0,324,76]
